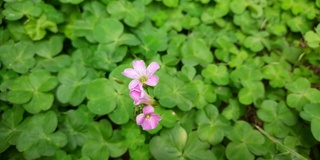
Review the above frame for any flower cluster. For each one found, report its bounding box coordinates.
[122,60,161,130]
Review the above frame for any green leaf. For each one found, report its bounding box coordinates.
[162,0,179,7]
[149,125,187,159]
[230,0,248,14]
[0,40,36,74]
[24,14,58,40]
[59,105,94,150]
[59,0,84,4]
[183,132,216,160]
[305,31,320,48]
[257,100,297,138]
[57,64,96,106]
[3,1,42,20]
[233,11,258,34]
[286,16,311,34]
[226,121,265,160]
[201,1,229,24]
[35,35,64,58]
[0,106,24,153]
[93,18,124,44]
[202,64,229,85]
[86,78,134,124]
[285,77,313,110]
[177,65,196,82]
[107,0,145,27]
[262,64,291,88]
[150,125,214,160]
[193,80,216,109]
[133,21,168,56]
[154,73,197,111]
[181,37,213,67]
[16,111,67,159]
[300,103,320,141]
[91,44,127,71]
[86,79,118,115]
[156,108,178,128]
[238,81,264,105]
[82,120,127,159]
[195,105,229,145]
[8,69,58,113]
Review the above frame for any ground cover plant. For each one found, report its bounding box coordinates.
[1,0,320,159]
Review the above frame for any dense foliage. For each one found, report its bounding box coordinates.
[1,0,320,159]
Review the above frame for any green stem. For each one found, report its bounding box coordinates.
[255,125,309,160]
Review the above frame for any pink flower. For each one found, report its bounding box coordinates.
[122,60,160,89]
[136,106,161,130]
[130,83,153,105]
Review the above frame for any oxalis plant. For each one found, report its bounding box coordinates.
[1,0,320,160]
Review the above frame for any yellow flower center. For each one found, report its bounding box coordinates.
[139,76,147,83]
[145,114,151,119]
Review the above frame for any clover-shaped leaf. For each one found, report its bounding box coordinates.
[201,1,229,24]
[82,120,127,159]
[57,63,96,106]
[59,105,94,150]
[222,99,242,121]
[16,111,67,160]
[8,69,58,114]
[155,108,178,128]
[262,64,292,88]
[133,21,168,56]
[120,122,145,150]
[149,125,215,160]
[300,103,320,141]
[304,24,320,48]
[226,121,266,160]
[0,40,36,74]
[257,100,297,138]
[162,0,179,7]
[86,78,130,115]
[243,32,269,52]
[202,64,229,85]
[93,18,124,44]
[86,75,134,125]
[181,37,213,67]
[0,106,24,153]
[35,35,71,72]
[193,80,216,109]
[286,16,311,34]
[233,11,258,34]
[91,44,127,71]
[24,14,58,40]
[35,35,64,58]
[195,105,230,145]
[2,1,42,20]
[154,73,197,111]
[285,77,320,110]
[238,81,265,105]
[107,0,145,27]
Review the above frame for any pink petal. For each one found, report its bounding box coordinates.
[147,62,160,76]
[141,120,154,130]
[122,68,137,79]
[145,75,159,86]
[136,114,145,125]
[128,80,140,89]
[130,89,141,101]
[143,106,154,114]
[151,113,162,122]
[132,60,147,76]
